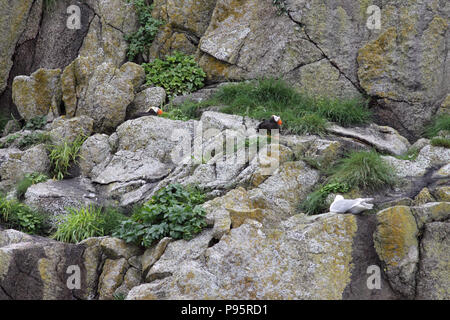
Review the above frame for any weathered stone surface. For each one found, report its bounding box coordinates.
[79,134,112,177]
[12,68,62,121]
[415,222,450,300]
[149,0,218,58]
[0,0,35,95]
[328,123,410,156]
[127,214,357,300]
[100,237,143,260]
[0,144,50,192]
[98,258,129,300]
[49,116,94,145]
[127,87,166,119]
[383,145,450,179]
[0,229,97,300]
[373,206,419,299]
[74,62,145,133]
[24,177,110,226]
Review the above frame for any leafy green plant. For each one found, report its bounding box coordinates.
[24,115,47,131]
[5,133,20,144]
[329,150,396,191]
[424,114,450,138]
[142,51,206,97]
[0,196,47,235]
[17,132,51,149]
[125,0,164,61]
[430,137,450,148]
[47,135,87,180]
[16,172,49,199]
[114,184,207,247]
[52,206,126,243]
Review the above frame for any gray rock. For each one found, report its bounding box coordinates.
[79,134,112,177]
[327,123,410,156]
[49,116,94,145]
[127,87,166,119]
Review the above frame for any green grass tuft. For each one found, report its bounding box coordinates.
[175,78,371,134]
[424,114,450,138]
[52,206,126,243]
[16,173,49,199]
[47,135,87,180]
[430,137,450,148]
[329,150,396,192]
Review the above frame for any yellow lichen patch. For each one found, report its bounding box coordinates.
[374,206,419,267]
[357,27,397,93]
[414,188,435,206]
[308,214,357,299]
[0,249,12,281]
[434,187,450,202]
[198,52,231,82]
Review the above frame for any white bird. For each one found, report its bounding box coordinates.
[329,195,374,214]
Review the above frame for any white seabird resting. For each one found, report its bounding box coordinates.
[329,195,374,214]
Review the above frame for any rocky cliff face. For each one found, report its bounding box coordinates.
[1,0,448,139]
[0,0,448,300]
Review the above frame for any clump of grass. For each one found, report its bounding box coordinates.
[16,172,49,199]
[424,114,450,138]
[47,135,87,180]
[430,137,450,148]
[329,150,396,191]
[186,78,371,134]
[163,100,203,121]
[394,147,420,161]
[0,196,48,235]
[52,206,126,243]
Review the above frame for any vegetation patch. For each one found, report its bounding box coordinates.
[125,0,164,61]
[142,51,206,98]
[52,206,126,243]
[172,78,371,134]
[16,172,49,199]
[47,135,87,180]
[299,182,350,216]
[329,150,396,192]
[0,196,48,235]
[424,114,450,138]
[430,137,450,148]
[114,184,207,247]
[24,116,47,131]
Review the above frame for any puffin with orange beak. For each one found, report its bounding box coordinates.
[128,107,163,120]
[257,115,283,131]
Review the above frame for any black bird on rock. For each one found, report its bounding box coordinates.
[257,115,283,132]
[128,107,163,120]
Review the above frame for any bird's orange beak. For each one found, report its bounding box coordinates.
[278,119,283,126]
[158,109,163,115]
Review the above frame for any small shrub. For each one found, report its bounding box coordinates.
[24,115,47,131]
[430,137,450,148]
[0,196,47,235]
[16,172,49,199]
[142,51,206,98]
[424,115,450,138]
[52,206,126,243]
[329,150,396,191]
[114,184,207,247]
[48,135,87,180]
[125,0,164,61]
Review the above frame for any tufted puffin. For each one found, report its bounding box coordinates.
[257,115,282,131]
[129,107,163,120]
